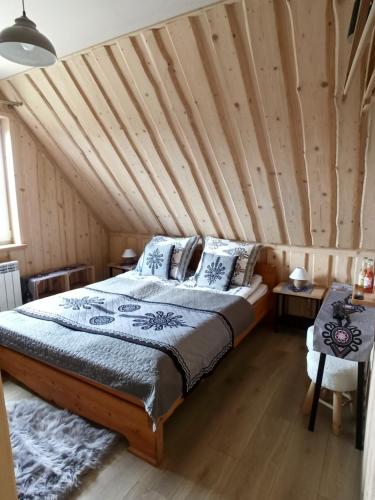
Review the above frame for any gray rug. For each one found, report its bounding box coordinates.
[6,399,118,499]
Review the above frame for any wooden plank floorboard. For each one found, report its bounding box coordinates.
[3,326,361,499]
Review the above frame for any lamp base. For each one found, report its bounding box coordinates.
[293,279,308,290]
[121,257,137,265]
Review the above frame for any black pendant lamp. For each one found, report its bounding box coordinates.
[0,0,56,67]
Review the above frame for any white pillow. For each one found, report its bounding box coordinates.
[196,236,262,287]
[136,235,199,281]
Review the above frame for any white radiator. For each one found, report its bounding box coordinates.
[0,261,22,311]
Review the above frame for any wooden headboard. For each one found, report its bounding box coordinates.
[254,262,278,289]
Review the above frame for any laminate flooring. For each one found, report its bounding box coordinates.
[3,324,361,500]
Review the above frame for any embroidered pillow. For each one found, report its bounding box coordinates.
[195,253,238,291]
[136,235,199,281]
[198,236,262,287]
[140,243,174,279]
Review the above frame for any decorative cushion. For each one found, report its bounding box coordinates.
[195,253,238,291]
[306,350,358,392]
[136,235,199,281]
[197,236,262,286]
[140,243,174,279]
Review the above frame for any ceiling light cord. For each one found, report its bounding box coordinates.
[22,0,26,17]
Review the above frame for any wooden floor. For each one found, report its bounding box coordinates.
[3,324,362,500]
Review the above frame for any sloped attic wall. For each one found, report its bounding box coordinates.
[0,0,372,283]
[0,110,109,278]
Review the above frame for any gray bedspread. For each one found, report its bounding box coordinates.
[0,276,253,421]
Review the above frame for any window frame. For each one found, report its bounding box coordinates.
[0,115,21,248]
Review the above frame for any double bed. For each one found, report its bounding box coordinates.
[0,256,277,465]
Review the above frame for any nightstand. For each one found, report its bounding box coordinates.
[107,262,136,277]
[273,281,327,330]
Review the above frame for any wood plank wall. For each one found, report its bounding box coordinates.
[0,111,109,279]
[0,0,370,254]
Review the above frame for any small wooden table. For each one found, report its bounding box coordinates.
[107,262,136,277]
[273,282,327,330]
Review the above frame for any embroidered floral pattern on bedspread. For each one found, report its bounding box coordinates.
[119,311,193,331]
[16,285,238,394]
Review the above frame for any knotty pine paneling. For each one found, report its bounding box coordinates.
[110,232,375,289]
[0,111,109,279]
[0,0,369,251]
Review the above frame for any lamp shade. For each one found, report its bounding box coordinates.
[121,248,137,259]
[289,267,309,281]
[0,14,56,67]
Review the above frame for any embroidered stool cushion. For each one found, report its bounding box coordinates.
[306,350,358,393]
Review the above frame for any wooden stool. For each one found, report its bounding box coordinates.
[303,382,354,435]
[303,326,358,435]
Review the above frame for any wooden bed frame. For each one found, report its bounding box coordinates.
[0,262,277,466]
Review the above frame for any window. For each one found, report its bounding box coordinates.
[0,116,20,246]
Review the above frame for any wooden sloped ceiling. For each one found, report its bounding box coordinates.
[0,0,369,249]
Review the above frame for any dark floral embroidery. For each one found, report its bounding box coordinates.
[89,316,115,326]
[151,236,168,244]
[118,304,141,312]
[120,311,193,331]
[322,294,365,358]
[207,238,229,250]
[60,296,109,312]
[223,247,249,260]
[204,257,226,285]
[150,238,180,270]
[146,247,164,274]
[222,247,248,280]
[232,263,243,279]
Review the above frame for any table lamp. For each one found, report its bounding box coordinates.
[289,267,309,290]
[121,248,137,265]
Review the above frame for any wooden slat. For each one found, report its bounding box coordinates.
[333,0,364,249]
[287,0,336,247]
[242,0,309,246]
[91,45,196,235]
[117,36,218,236]
[65,56,166,234]
[205,4,285,243]
[345,0,374,94]
[79,53,180,236]
[361,114,375,248]
[166,16,257,241]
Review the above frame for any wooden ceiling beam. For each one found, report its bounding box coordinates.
[344,0,374,95]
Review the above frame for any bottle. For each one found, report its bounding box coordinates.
[358,257,368,290]
[364,258,374,293]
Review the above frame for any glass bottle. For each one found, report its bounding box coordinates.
[358,257,368,290]
[364,258,374,293]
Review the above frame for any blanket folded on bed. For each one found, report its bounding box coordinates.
[16,277,253,394]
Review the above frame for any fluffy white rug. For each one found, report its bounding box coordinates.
[6,399,118,499]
